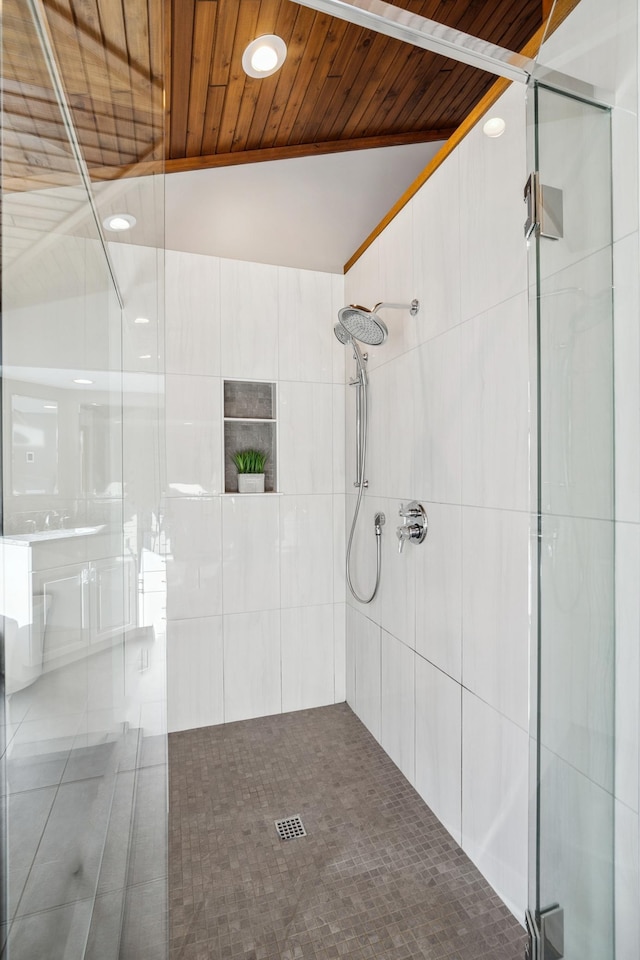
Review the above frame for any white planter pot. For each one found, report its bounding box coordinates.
[237,473,265,494]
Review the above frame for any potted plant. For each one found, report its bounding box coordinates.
[232,448,268,493]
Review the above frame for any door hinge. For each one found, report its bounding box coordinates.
[524,172,564,240]
[526,905,564,960]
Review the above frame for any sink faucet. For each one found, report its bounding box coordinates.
[43,510,59,530]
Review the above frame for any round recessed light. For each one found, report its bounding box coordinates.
[483,116,506,138]
[103,213,136,232]
[242,35,287,79]
[73,378,94,385]
[134,316,150,324]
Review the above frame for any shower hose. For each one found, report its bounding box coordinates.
[345,365,382,604]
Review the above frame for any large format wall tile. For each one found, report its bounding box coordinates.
[615,521,640,810]
[461,506,529,731]
[279,381,334,494]
[412,152,462,344]
[615,798,640,960]
[220,258,279,380]
[165,249,220,377]
[379,498,416,651]
[278,266,334,383]
[415,657,461,844]
[537,746,614,959]
[334,602,346,703]
[280,495,333,608]
[165,374,221,496]
[223,610,281,722]
[460,293,529,512]
[167,617,223,732]
[462,691,528,920]
[414,501,462,682]
[281,605,335,711]
[613,234,640,524]
[352,608,381,742]
[165,498,222,620]
[380,631,415,781]
[222,495,280,614]
[458,84,527,322]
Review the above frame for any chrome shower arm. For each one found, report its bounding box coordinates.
[373,300,420,316]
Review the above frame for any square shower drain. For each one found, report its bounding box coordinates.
[274,815,306,840]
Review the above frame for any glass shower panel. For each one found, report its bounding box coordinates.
[529,82,614,959]
[0,0,166,956]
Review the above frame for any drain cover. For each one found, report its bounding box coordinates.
[274,815,306,840]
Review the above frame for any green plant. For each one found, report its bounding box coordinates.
[232,448,268,474]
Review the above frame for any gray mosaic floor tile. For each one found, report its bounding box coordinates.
[169,704,525,960]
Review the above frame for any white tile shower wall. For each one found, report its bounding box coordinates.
[165,250,346,731]
[344,82,531,921]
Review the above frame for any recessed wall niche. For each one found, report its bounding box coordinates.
[223,380,277,493]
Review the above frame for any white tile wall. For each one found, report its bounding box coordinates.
[278,267,334,383]
[412,152,462,344]
[221,494,280,614]
[223,610,281,722]
[458,84,528,322]
[166,254,345,734]
[279,381,334,494]
[165,249,220,377]
[461,506,529,731]
[380,631,415,781]
[353,609,381,742]
[462,692,528,920]
[165,498,222,621]
[167,617,223,731]
[460,293,529,512]
[414,501,462,682]
[280,495,333,608]
[165,374,221,496]
[281,605,335,712]
[414,657,461,843]
[220,258,279,380]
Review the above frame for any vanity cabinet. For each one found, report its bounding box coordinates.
[3,529,138,683]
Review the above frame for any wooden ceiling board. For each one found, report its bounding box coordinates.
[3,0,589,190]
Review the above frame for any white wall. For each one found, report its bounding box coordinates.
[343,82,530,921]
[164,251,347,732]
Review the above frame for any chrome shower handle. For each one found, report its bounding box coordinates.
[396,501,428,553]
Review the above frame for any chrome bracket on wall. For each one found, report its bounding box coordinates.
[525,906,564,960]
[524,172,563,241]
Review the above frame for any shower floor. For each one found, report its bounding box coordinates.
[169,703,525,960]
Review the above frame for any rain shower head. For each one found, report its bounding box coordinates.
[333,320,352,345]
[336,299,420,346]
[338,305,388,346]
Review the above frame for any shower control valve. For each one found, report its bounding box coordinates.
[396,501,428,554]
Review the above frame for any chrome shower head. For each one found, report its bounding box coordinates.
[337,305,388,346]
[333,320,352,345]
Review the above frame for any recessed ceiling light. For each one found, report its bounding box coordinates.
[73,378,94,385]
[139,354,152,360]
[43,404,57,409]
[134,316,150,324]
[483,117,506,138]
[103,213,136,232]
[242,35,287,79]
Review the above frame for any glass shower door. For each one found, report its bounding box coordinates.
[528,82,615,959]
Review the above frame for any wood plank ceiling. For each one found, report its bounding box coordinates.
[4,0,594,193]
[1,0,552,189]
[166,0,544,173]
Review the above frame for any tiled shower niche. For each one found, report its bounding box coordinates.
[224,380,277,493]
